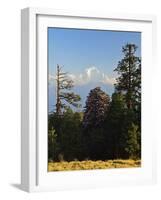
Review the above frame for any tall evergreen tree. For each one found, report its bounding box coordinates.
[113,44,141,159]
[82,87,110,160]
[114,44,141,111]
[105,92,126,159]
[83,87,110,128]
[56,64,81,115]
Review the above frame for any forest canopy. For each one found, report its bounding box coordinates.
[48,43,141,163]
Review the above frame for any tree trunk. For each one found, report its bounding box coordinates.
[56,64,61,115]
[128,45,132,109]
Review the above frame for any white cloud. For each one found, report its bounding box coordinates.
[68,66,116,86]
[49,66,116,86]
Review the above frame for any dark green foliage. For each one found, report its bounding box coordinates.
[57,109,83,161]
[84,128,107,160]
[113,43,141,159]
[114,43,141,111]
[48,43,141,162]
[104,93,126,159]
[48,108,83,161]
[48,128,59,161]
[125,123,141,159]
[81,87,110,160]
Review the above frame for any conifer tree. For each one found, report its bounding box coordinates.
[105,92,125,158]
[83,87,110,128]
[114,44,141,111]
[82,87,110,159]
[56,64,81,115]
[125,123,140,159]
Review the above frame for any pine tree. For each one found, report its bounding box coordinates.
[105,92,126,159]
[114,44,141,110]
[56,64,81,115]
[82,87,110,159]
[83,87,110,128]
[125,123,140,159]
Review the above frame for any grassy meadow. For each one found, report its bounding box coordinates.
[48,159,141,171]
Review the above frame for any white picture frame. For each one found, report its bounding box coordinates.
[21,7,157,192]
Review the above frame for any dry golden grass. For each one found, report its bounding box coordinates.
[48,159,141,171]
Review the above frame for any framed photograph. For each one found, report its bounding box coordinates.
[21,7,156,192]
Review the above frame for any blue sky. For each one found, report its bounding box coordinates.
[48,27,141,112]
